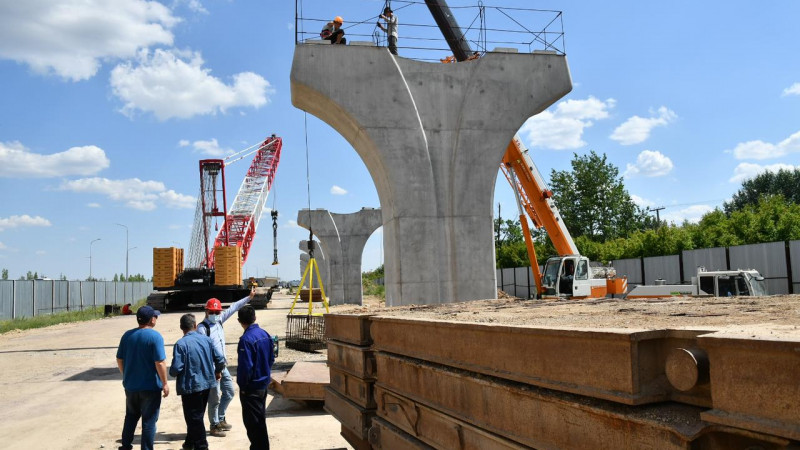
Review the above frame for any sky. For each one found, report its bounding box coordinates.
[1,0,799,282]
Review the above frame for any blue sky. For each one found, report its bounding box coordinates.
[1,0,799,282]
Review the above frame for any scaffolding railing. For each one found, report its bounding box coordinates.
[295,1,565,62]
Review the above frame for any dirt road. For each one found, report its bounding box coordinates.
[0,293,348,450]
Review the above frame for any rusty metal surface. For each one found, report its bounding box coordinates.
[324,387,375,438]
[327,339,377,379]
[375,385,527,450]
[370,316,711,405]
[281,361,329,401]
[370,417,434,450]
[341,425,372,450]
[325,313,374,345]
[329,366,376,409]
[699,335,800,441]
[375,352,702,450]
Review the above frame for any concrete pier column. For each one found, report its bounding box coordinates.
[297,208,382,305]
[291,45,571,305]
[299,240,329,291]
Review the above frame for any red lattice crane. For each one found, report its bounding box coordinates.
[187,135,282,270]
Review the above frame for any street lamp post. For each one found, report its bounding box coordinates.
[115,223,129,280]
[128,247,137,279]
[89,238,101,280]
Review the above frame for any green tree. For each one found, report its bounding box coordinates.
[113,274,119,282]
[1,268,7,280]
[550,151,651,243]
[494,218,532,268]
[724,168,800,213]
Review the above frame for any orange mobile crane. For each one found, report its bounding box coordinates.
[501,135,626,299]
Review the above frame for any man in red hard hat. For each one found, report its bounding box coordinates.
[196,288,255,437]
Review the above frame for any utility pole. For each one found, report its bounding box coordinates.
[647,206,665,227]
[114,223,129,280]
[89,238,101,280]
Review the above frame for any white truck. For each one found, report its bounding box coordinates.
[625,267,767,298]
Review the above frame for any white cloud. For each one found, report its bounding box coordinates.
[285,220,302,229]
[173,0,208,14]
[782,82,800,97]
[110,48,274,120]
[630,194,654,208]
[0,141,110,178]
[178,139,190,147]
[87,203,101,208]
[519,96,616,150]
[185,138,232,157]
[59,177,195,211]
[610,107,677,145]
[624,150,674,178]
[0,0,178,81]
[662,205,714,225]
[159,189,196,209]
[0,215,52,232]
[330,185,348,195]
[0,242,6,250]
[35,250,46,255]
[731,130,800,160]
[729,162,799,183]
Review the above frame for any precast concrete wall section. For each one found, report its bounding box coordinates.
[683,247,728,275]
[730,241,788,295]
[644,255,681,284]
[791,240,800,294]
[0,280,153,320]
[297,208,382,305]
[291,44,572,306]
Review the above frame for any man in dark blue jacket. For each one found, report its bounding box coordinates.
[170,314,225,450]
[236,305,275,449]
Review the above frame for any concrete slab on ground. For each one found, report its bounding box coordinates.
[281,360,330,401]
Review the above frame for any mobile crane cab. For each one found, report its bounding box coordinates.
[541,255,623,299]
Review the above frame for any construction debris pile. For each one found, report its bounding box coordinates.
[324,296,800,449]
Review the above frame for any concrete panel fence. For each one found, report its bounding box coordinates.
[0,281,153,321]
[497,239,799,298]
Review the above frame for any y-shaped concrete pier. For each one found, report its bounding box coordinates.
[297,208,382,306]
[292,45,571,305]
[299,240,329,291]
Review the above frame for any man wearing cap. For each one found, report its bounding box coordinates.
[236,305,275,449]
[197,288,255,437]
[320,16,346,44]
[116,305,169,450]
[170,314,226,450]
[378,7,398,55]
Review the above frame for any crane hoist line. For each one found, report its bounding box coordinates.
[148,134,282,311]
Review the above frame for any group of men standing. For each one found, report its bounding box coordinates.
[115,289,275,450]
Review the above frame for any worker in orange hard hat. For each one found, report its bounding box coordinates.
[320,16,346,44]
[196,287,256,438]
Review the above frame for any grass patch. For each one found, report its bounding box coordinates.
[0,298,148,334]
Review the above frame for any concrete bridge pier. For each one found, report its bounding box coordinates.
[291,44,571,305]
[297,208,382,306]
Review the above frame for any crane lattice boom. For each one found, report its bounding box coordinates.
[213,135,282,265]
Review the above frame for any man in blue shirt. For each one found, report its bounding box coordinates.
[170,314,226,450]
[116,305,169,450]
[236,305,275,449]
[197,289,254,437]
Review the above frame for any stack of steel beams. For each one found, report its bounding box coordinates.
[324,314,377,449]
[324,313,799,449]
